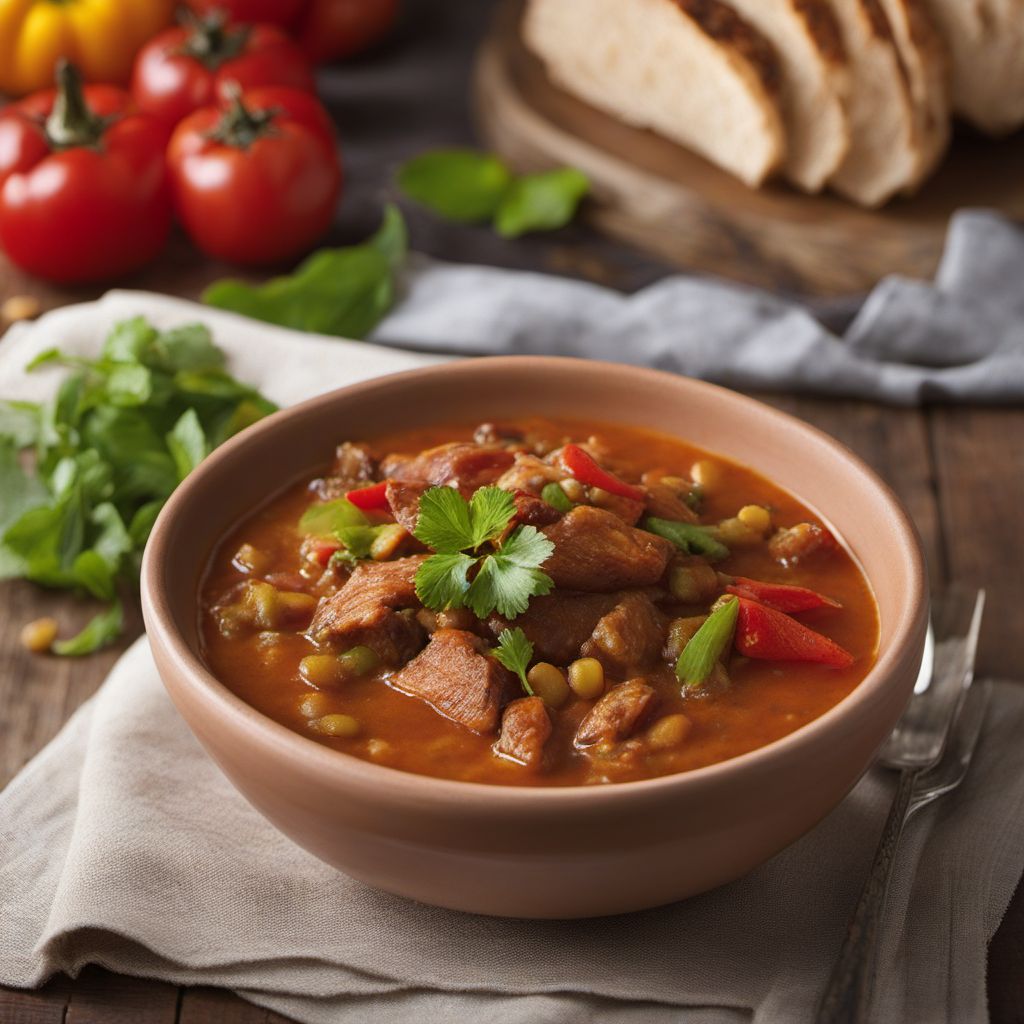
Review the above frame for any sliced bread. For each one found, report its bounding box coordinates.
[876,0,951,184]
[825,0,920,206]
[921,0,1024,135]
[522,0,787,187]
[724,0,851,192]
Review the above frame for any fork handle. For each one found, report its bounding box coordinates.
[815,767,918,1024]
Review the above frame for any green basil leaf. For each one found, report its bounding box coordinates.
[0,400,42,447]
[102,316,158,364]
[152,323,225,373]
[397,149,512,222]
[203,205,406,340]
[494,168,590,238]
[71,549,116,600]
[105,364,153,407]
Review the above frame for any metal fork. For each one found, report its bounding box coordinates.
[816,589,986,1024]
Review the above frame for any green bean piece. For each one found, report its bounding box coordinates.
[644,517,729,562]
[541,481,574,513]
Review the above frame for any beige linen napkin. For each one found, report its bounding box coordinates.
[2,293,1024,1023]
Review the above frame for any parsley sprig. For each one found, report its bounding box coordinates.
[413,486,554,619]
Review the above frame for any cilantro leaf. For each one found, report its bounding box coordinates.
[468,486,516,547]
[414,551,476,610]
[465,528,555,620]
[0,315,275,654]
[492,627,535,695]
[53,600,124,656]
[413,486,474,553]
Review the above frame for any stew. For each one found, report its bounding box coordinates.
[200,417,879,786]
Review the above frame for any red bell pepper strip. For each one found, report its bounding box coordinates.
[346,481,390,511]
[726,577,840,614]
[734,598,854,668]
[560,444,645,502]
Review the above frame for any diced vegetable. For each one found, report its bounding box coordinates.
[644,517,729,562]
[232,542,268,574]
[541,481,574,513]
[300,654,349,688]
[675,595,739,688]
[370,523,407,561]
[346,481,390,511]
[736,505,772,533]
[338,645,380,676]
[560,444,645,502]
[664,615,707,661]
[298,692,330,718]
[725,577,840,614]
[567,657,605,700]
[734,598,853,667]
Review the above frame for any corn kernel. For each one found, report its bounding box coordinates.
[20,617,57,653]
[737,505,772,534]
[527,662,570,709]
[717,517,760,547]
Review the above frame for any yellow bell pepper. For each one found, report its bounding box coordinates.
[0,0,173,96]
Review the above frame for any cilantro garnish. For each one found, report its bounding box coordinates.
[492,627,535,695]
[413,485,554,619]
[0,317,276,655]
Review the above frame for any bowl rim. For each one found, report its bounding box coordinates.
[141,355,927,810]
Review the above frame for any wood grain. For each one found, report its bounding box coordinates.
[473,0,1024,297]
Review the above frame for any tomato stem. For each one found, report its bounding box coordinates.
[207,86,279,149]
[45,60,109,151]
[178,10,251,70]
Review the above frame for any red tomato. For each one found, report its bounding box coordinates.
[167,86,341,266]
[132,15,315,126]
[294,0,399,63]
[0,63,172,284]
[185,0,308,29]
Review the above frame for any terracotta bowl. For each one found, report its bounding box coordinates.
[141,357,928,918]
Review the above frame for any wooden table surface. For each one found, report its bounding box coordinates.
[2,1,1023,1021]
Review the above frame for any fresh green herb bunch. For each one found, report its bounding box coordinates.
[0,316,276,655]
[413,485,555,620]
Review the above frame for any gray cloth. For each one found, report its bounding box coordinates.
[2,640,1024,1024]
[373,210,1024,405]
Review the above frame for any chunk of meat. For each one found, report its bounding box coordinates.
[390,628,517,734]
[512,490,563,528]
[493,696,552,768]
[385,479,429,534]
[381,443,513,490]
[589,491,644,526]
[309,442,378,500]
[495,452,563,495]
[575,679,658,748]
[540,506,674,592]
[488,591,621,665]
[581,592,665,675]
[642,481,699,523]
[308,555,427,664]
[769,523,838,566]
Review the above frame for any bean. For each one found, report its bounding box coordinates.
[298,692,330,718]
[20,617,57,654]
[316,714,360,738]
[669,562,719,603]
[338,645,380,676]
[647,714,692,750]
[717,517,761,547]
[299,654,349,688]
[527,662,570,709]
[567,657,605,700]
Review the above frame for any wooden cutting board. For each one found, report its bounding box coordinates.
[473,0,1024,296]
